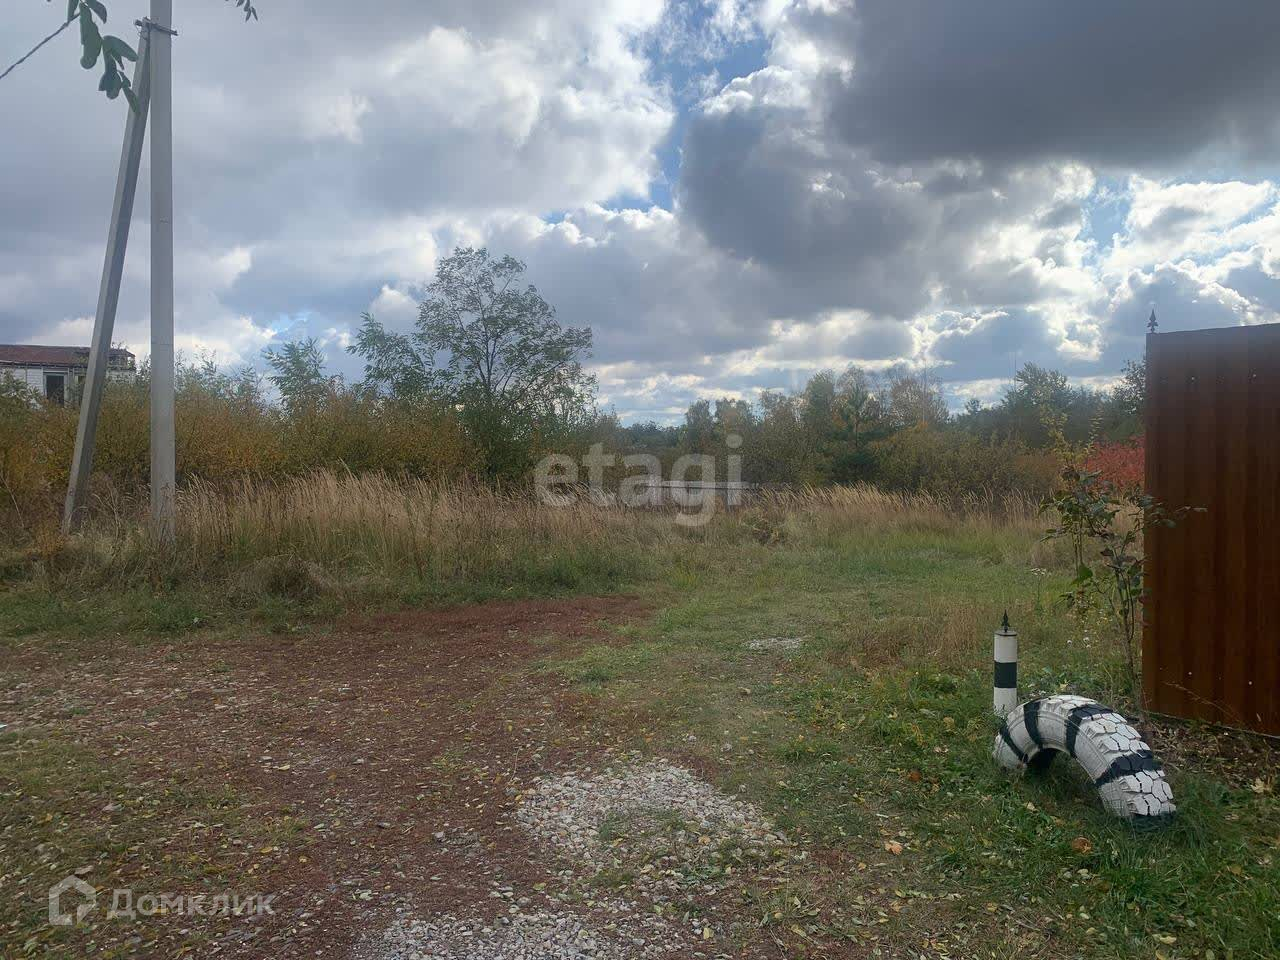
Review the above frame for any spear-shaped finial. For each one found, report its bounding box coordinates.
[1147,308,1158,334]
[1001,610,1010,633]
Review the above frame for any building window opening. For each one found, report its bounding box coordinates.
[44,372,65,405]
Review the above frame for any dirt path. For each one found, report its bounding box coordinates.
[2,596,834,959]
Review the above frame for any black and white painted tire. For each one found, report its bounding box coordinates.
[993,695,1176,822]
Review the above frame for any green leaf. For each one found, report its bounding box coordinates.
[86,0,108,22]
[231,0,261,22]
[79,7,102,70]
[67,0,79,23]
[103,36,138,62]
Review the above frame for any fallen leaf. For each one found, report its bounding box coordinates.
[884,840,904,855]
[1071,837,1093,855]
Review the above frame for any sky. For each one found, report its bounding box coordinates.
[4,0,1280,422]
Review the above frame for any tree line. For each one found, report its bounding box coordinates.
[260,246,1145,498]
[1,246,1147,535]
[591,359,1144,498]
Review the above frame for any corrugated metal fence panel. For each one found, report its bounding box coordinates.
[1143,324,1280,736]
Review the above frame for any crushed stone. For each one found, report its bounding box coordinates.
[744,637,804,651]
[367,760,796,960]
[372,908,690,960]
[515,757,791,905]
[517,757,781,856]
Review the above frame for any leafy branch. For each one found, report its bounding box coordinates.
[65,0,139,108]
[1041,466,1203,717]
[55,0,259,108]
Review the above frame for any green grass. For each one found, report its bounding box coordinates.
[0,539,649,642]
[3,503,1276,959]
[552,521,1280,959]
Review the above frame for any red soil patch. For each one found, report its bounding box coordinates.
[3,595,659,958]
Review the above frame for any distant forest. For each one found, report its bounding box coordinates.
[1,248,1148,531]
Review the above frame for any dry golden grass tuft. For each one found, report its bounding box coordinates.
[5,471,1050,611]
[760,483,1040,529]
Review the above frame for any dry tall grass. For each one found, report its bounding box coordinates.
[178,470,683,578]
[13,471,1048,599]
[761,483,1041,527]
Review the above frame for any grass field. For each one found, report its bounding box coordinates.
[1,476,1275,958]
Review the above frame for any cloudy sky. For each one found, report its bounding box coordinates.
[4,0,1280,421]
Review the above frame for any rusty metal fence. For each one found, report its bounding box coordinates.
[1143,324,1280,736]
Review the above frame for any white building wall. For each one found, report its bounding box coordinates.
[2,365,136,394]
[0,367,43,392]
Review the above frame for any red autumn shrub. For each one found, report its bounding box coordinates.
[1084,436,1145,489]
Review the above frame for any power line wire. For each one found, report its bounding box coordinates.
[0,15,75,84]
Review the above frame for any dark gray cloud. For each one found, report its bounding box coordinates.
[819,0,1280,172]
[930,310,1076,384]
[678,85,931,317]
[1095,264,1266,374]
[820,0,1280,172]
[1224,263,1280,309]
[677,67,1100,325]
[486,208,780,366]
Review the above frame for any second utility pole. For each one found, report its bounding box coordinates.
[150,0,176,542]
[61,23,153,533]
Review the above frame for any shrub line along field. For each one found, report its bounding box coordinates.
[1,475,1276,958]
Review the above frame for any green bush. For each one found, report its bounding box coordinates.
[870,425,1059,500]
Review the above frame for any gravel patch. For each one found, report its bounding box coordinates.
[372,908,689,960]
[516,757,791,907]
[744,637,804,651]
[518,758,781,856]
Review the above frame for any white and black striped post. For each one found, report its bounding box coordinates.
[993,611,1018,717]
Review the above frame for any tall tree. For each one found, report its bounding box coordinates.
[263,338,332,416]
[801,372,839,440]
[352,247,595,477]
[353,247,594,420]
[885,367,948,428]
[680,399,716,454]
[999,363,1077,446]
[1112,359,1146,418]
[835,365,884,444]
[713,398,755,441]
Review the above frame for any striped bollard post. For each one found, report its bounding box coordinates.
[993,611,1018,718]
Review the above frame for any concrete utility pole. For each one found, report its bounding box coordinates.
[62,24,154,533]
[149,0,176,542]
